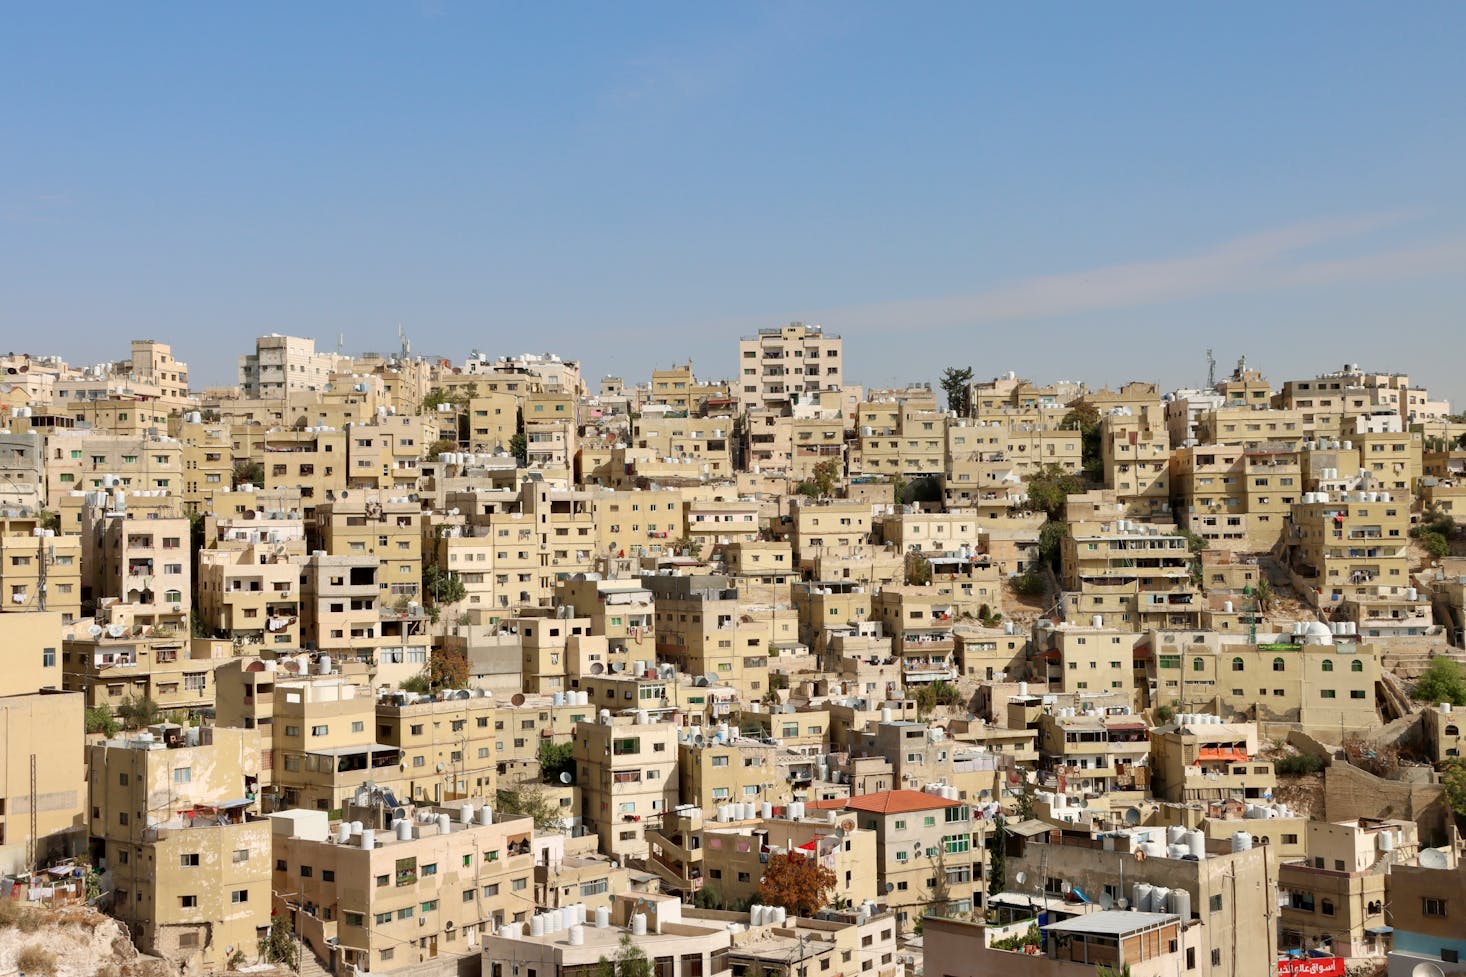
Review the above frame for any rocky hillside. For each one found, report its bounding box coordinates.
[0,901,175,977]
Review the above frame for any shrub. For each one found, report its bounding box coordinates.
[1011,571,1046,597]
[1275,753,1326,776]
[17,944,58,976]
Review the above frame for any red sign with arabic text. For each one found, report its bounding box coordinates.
[1277,957,1345,977]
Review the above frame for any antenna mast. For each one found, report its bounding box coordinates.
[1206,348,1216,389]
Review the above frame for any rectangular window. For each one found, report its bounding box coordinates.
[231,890,249,904]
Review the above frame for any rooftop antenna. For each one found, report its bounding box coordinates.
[1206,348,1216,389]
[398,323,410,356]
[337,332,344,355]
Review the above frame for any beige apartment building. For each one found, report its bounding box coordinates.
[172,413,235,515]
[634,413,735,480]
[345,415,430,491]
[43,430,184,501]
[573,714,679,859]
[0,686,86,874]
[829,788,983,930]
[267,675,404,812]
[260,426,349,518]
[314,492,422,608]
[270,803,539,975]
[239,334,344,398]
[1060,501,1201,631]
[0,514,82,620]
[1149,717,1275,803]
[89,726,268,970]
[62,622,219,716]
[589,486,687,558]
[643,573,773,699]
[1282,490,1410,608]
[737,323,842,412]
[1100,405,1172,520]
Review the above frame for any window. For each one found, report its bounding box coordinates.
[1424,898,1447,917]
[1321,659,1333,672]
[179,853,199,867]
[1351,660,1364,672]
[1192,658,1204,672]
[375,912,392,925]
[231,890,249,904]
[173,767,192,784]
[1209,894,1222,912]
[180,895,198,908]
[42,647,56,667]
[1273,657,1285,672]
[1232,657,1244,672]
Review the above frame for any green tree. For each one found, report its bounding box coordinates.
[1414,657,1466,706]
[1419,530,1451,559]
[496,783,564,832]
[1442,758,1466,820]
[939,366,974,416]
[423,563,467,606]
[596,933,652,977]
[509,432,528,467]
[1038,520,1068,570]
[85,704,120,737]
[1095,965,1133,977]
[232,460,264,489]
[257,912,298,968]
[117,694,162,730]
[988,814,1007,895]
[424,437,459,459]
[1022,464,1082,521]
[795,458,842,499]
[538,740,575,783]
[1061,403,1103,482]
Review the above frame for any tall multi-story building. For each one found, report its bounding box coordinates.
[736,323,842,413]
[573,714,679,859]
[88,726,269,971]
[239,334,344,398]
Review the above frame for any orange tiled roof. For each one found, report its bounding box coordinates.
[841,789,961,815]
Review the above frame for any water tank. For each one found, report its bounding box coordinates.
[1408,587,1419,602]
[761,802,773,819]
[599,709,612,724]
[350,821,364,835]
[552,691,565,706]
[530,915,545,938]
[1231,831,1253,852]
[1168,844,1189,860]
[1019,681,1029,696]
[396,819,412,841]
[1092,615,1104,628]
[631,913,648,937]
[336,822,351,844]
[1133,883,1155,914]
[569,924,585,946]
[1185,829,1206,859]
[480,805,494,826]
[1379,830,1396,853]
[772,906,787,925]
[461,804,476,825]
[360,829,376,849]
[881,707,894,723]
[1142,842,1166,859]
[1169,888,1192,920]
[595,906,611,929]
[1166,825,1186,845]
[437,814,452,833]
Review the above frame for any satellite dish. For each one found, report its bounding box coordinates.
[1098,893,1114,910]
[883,882,895,895]
[559,771,573,785]
[511,693,526,706]
[1014,872,1027,885]
[591,662,605,675]
[1061,881,1072,895]
[436,763,445,773]
[88,625,103,638]
[1117,897,1130,910]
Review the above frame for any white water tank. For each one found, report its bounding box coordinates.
[396,819,412,841]
[1379,830,1396,853]
[530,915,545,938]
[631,913,647,936]
[1133,883,1154,914]
[596,906,611,928]
[1018,681,1029,696]
[1166,825,1186,845]
[1169,888,1192,920]
[761,802,773,819]
[1232,831,1253,852]
[461,804,476,825]
[772,906,787,925]
[336,822,351,844]
[480,805,494,826]
[1185,829,1206,859]
[1092,615,1104,628]
[360,829,376,849]
[1150,887,1170,913]
[790,802,806,820]
[1167,844,1189,860]
[437,814,452,833]
[569,924,585,946]
[553,691,565,706]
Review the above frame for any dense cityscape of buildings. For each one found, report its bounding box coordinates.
[3,326,1466,977]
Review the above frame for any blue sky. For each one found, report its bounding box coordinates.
[4,2,1465,402]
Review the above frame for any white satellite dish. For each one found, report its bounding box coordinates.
[559,771,573,785]
[1014,871,1027,885]
[1098,893,1114,910]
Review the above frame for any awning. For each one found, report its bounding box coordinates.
[1365,926,1393,935]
